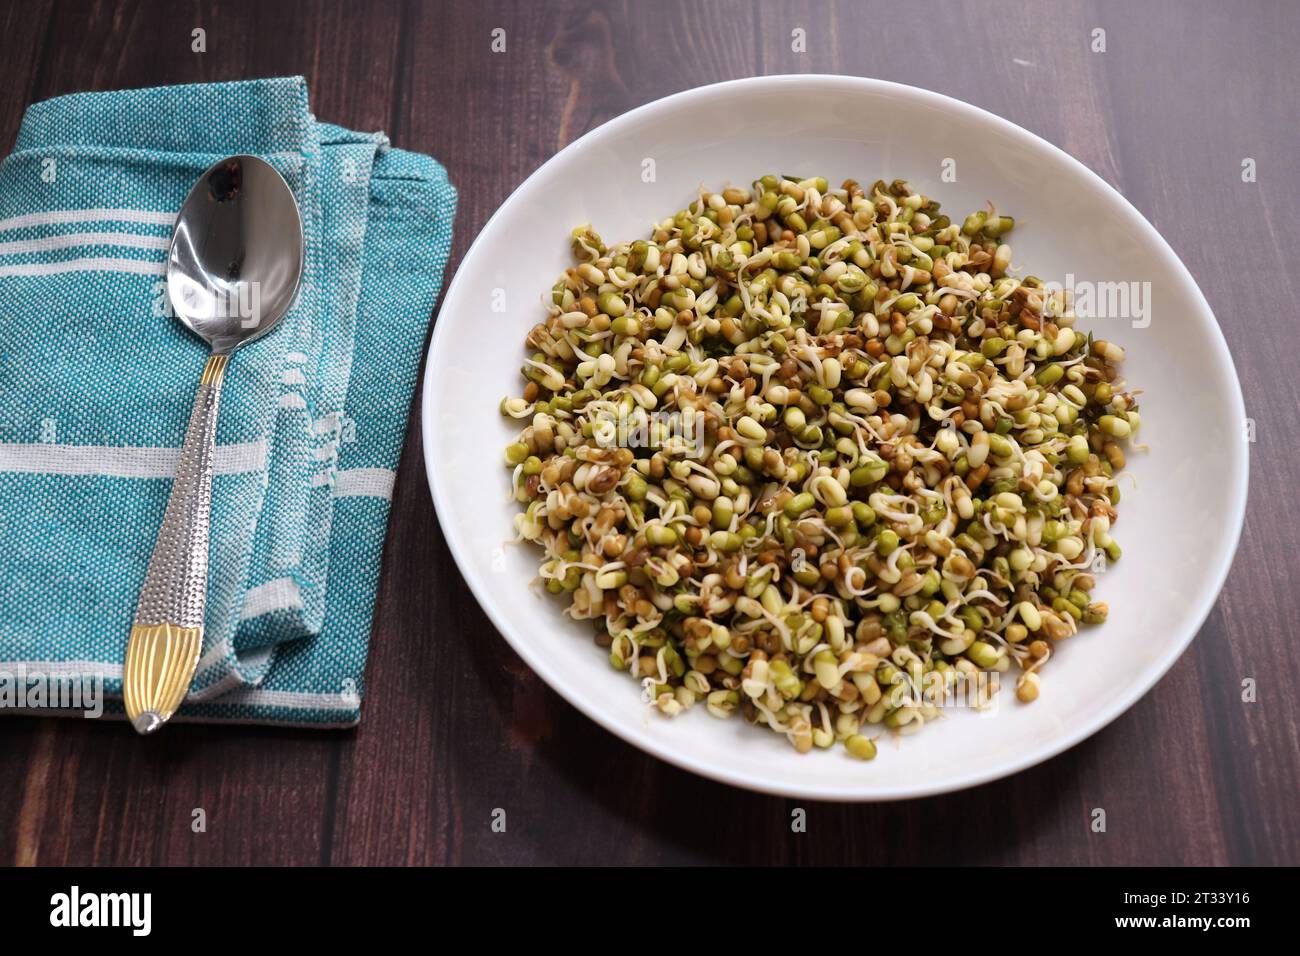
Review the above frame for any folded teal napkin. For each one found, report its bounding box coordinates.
[0,78,456,725]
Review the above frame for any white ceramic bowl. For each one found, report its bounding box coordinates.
[423,75,1247,800]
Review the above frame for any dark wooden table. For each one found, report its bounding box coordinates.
[2,0,1297,866]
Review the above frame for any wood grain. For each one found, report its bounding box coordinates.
[1,0,1297,866]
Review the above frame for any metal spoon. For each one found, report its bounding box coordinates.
[123,155,304,735]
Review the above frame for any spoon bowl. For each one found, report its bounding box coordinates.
[167,155,303,352]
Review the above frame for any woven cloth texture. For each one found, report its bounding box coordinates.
[0,77,456,726]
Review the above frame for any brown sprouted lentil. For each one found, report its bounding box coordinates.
[502,175,1139,757]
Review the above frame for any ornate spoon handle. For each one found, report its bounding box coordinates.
[123,352,227,734]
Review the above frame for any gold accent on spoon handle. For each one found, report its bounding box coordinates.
[124,622,204,732]
[201,352,228,384]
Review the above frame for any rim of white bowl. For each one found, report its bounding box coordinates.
[422,74,1249,801]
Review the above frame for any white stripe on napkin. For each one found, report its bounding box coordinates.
[331,467,396,499]
[191,646,275,698]
[195,640,232,675]
[0,439,266,478]
[0,659,120,678]
[188,679,361,711]
[184,637,277,683]
[0,256,165,278]
[240,576,305,620]
[0,207,175,231]
[211,686,361,711]
[189,670,245,701]
[0,232,171,255]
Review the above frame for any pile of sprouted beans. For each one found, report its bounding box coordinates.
[501,175,1137,759]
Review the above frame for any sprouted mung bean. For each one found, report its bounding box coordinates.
[501,175,1137,758]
